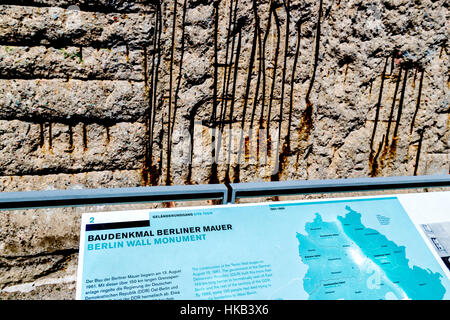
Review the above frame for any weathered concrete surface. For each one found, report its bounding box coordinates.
[0,80,147,122]
[0,170,143,192]
[0,45,145,80]
[0,0,448,299]
[0,5,154,48]
[0,120,146,175]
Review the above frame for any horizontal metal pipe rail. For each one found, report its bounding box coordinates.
[0,184,228,210]
[228,174,450,203]
[0,174,448,210]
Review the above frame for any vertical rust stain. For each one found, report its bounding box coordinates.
[368,57,388,173]
[142,2,162,186]
[218,0,238,139]
[412,67,417,89]
[305,0,323,107]
[165,0,179,186]
[248,0,263,158]
[232,162,240,183]
[344,63,349,83]
[185,101,205,185]
[48,122,53,152]
[141,43,151,186]
[294,102,313,171]
[39,122,45,148]
[385,65,409,165]
[389,54,395,75]
[68,124,74,151]
[225,24,243,183]
[370,57,388,152]
[185,124,194,186]
[143,47,148,88]
[413,128,424,176]
[384,66,402,148]
[282,19,302,174]
[266,132,272,159]
[78,46,83,62]
[265,6,281,153]
[369,135,385,177]
[410,69,424,134]
[141,117,150,186]
[235,1,259,183]
[209,0,220,185]
[271,0,294,182]
[262,2,282,175]
[82,123,88,151]
[105,125,110,144]
[258,1,273,133]
[244,135,250,162]
[392,67,408,140]
[297,103,313,145]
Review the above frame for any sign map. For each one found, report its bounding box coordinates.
[76,192,450,300]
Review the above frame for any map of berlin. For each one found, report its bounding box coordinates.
[297,206,446,300]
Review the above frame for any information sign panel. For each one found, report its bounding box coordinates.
[76,192,450,300]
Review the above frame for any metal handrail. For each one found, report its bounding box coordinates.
[228,174,450,203]
[0,174,448,209]
[0,184,228,210]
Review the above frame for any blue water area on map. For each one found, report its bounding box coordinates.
[297,206,446,300]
